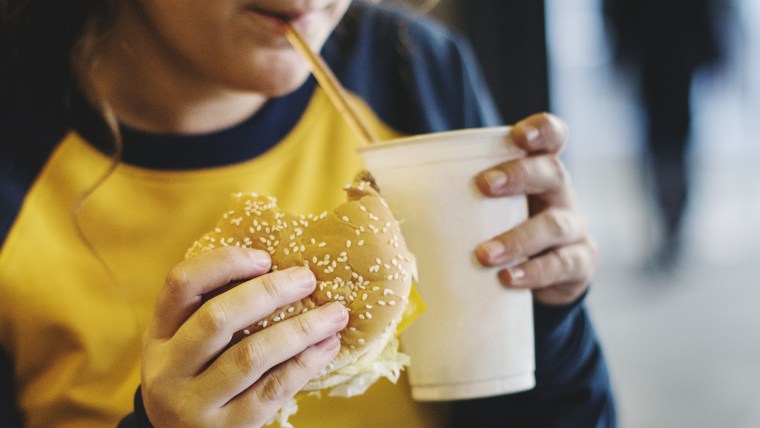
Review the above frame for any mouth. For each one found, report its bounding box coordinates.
[245,5,311,23]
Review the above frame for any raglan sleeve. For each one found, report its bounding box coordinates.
[400,20,504,131]
[1,348,22,428]
[117,387,152,428]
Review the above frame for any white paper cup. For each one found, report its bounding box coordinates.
[358,127,535,401]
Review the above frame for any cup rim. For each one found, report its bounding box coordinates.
[358,126,512,153]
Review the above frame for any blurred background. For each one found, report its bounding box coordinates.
[398,0,760,426]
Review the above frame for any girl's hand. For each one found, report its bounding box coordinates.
[474,113,597,306]
[141,247,348,427]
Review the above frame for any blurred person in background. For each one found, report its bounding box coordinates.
[602,0,732,273]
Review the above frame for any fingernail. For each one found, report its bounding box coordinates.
[479,240,505,261]
[288,267,315,289]
[250,250,271,268]
[482,169,507,191]
[323,302,348,322]
[521,125,540,146]
[508,266,525,282]
[315,335,340,350]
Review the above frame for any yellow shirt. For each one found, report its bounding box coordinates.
[0,88,449,427]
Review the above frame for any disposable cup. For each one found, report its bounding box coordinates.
[358,127,535,401]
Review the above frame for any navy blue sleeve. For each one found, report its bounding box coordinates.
[447,293,617,427]
[117,387,152,428]
[0,349,21,427]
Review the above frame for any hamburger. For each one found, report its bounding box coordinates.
[185,177,420,423]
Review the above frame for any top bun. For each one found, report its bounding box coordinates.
[185,178,415,393]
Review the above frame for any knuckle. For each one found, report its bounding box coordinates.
[291,314,314,339]
[197,299,230,335]
[545,210,573,239]
[580,242,598,283]
[235,339,267,374]
[164,264,190,297]
[258,273,282,302]
[512,157,533,184]
[258,372,291,404]
[547,157,569,185]
[292,348,320,372]
[507,227,530,258]
[553,247,576,273]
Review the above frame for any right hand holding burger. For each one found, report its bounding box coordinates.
[140,179,417,427]
[141,248,348,428]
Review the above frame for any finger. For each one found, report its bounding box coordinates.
[222,335,342,427]
[475,208,586,267]
[475,153,572,203]
[509,112,568,155]
[149,247,272,340]
[497,241,596,305]
[168,267,319,374]
[195,302,348,405]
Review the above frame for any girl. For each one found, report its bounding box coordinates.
[0,1,615,426]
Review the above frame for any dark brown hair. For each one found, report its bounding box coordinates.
[1,0,123,276]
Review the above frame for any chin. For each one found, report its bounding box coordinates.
[238,52,313,97]
[262,71,311,97]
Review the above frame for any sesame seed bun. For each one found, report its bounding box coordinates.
[185,178,415,393]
